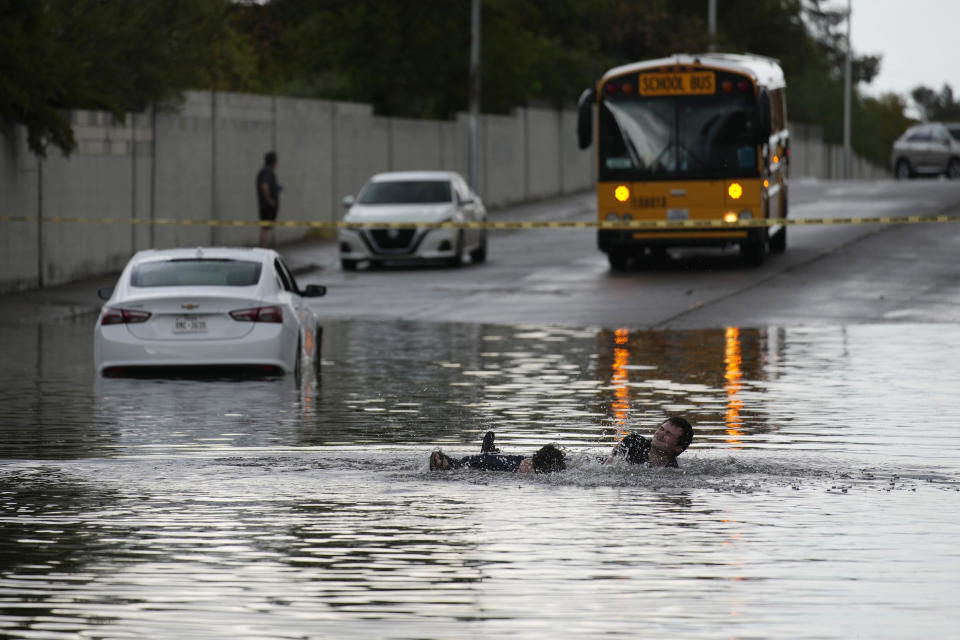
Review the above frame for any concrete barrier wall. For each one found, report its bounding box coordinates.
[153,95,215,249]
[0,128,39,288]
[0,89,882,293]
[787,121,889,180]
[275,97,334,245]
[525,108,562,199]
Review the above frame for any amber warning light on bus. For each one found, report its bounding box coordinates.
[727,183,743,199]
[614,185,630,202]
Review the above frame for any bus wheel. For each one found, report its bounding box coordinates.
[607,250,631,271]
[769,227,787,253]
[741,230,768,266]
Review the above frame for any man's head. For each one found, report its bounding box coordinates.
[531,444,565,473]
[652,416,694,457]
[264,151,277,167]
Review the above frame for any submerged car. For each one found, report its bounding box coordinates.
[338,170,487,270]
[890,122,960,179]
[93,247,326,377]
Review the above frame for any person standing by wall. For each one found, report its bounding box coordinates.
[256,151,280,247]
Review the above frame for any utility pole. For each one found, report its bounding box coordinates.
[843,0,852,179]
[708,0,717,51]
[469,0,481,192]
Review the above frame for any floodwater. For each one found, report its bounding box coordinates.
[1,319,958,639]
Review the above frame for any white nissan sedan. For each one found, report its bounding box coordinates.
[93,247,326,378]
[338,171,487,270]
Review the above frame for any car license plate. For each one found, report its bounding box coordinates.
[173,315,207,334]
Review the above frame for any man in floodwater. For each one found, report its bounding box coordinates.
[606,416,694,468]
[429,432,565,474]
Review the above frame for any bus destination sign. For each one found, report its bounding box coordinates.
[638,72,715,96]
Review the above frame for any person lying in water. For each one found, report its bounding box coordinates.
[605,416,694,468]
[429,432,566,474]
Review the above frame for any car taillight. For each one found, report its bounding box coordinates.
[101,308,151,325]
[229,305,283,323]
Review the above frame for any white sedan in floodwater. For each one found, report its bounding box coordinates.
[338,170,487,270]
[93,247,326,378]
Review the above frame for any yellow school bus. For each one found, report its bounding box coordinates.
[577,53,789,268]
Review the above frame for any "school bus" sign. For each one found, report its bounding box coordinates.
[638,72,715,96]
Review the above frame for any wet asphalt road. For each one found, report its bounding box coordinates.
[297,178,960,329]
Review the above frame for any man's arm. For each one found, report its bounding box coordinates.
[259,179,275,208]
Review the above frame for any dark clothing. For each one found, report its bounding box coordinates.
[451,453,527,472]
[256,165,279,220]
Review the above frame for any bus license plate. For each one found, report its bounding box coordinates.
[667,209,689,220]
[174,315,207,334]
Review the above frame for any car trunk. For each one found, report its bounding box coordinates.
[118,290,263,341]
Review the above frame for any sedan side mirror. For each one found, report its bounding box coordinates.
[302,284,327,298]
[341,195,355,209]
[97,286,114,300]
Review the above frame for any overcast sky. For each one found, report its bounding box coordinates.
[849,0,960,98]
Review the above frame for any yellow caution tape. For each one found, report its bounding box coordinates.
[1,215,958,229]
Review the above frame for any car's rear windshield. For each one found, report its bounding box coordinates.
[358,180,452,204]
[131,259,262,287]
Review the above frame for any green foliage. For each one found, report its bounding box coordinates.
[1,1,77,155]
[0,0,261,156]
[0,0,931,169]
[855,93,913,168]
[911,85,960,122]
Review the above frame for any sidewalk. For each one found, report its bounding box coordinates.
[0,192,594,326]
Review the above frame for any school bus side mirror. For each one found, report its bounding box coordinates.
[577,88,596,149]
[756,88,773,143]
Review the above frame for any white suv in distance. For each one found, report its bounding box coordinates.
[338,171,487,270]
[890,122,960,179]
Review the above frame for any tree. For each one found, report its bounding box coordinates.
[0,0,259,157]
[911,85,960,122]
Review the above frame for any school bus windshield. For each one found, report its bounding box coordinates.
[598,93,760,181]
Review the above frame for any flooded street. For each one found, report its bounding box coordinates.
[1,318,959,638]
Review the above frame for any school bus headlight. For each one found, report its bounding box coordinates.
[614,185,630,202]
[727,183,743,200]
[723,210,752,224]
[605,211,620,221]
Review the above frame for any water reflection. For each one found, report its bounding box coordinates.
[2,320,958,461]
[725,326,744,446]
[1,320,959,638]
